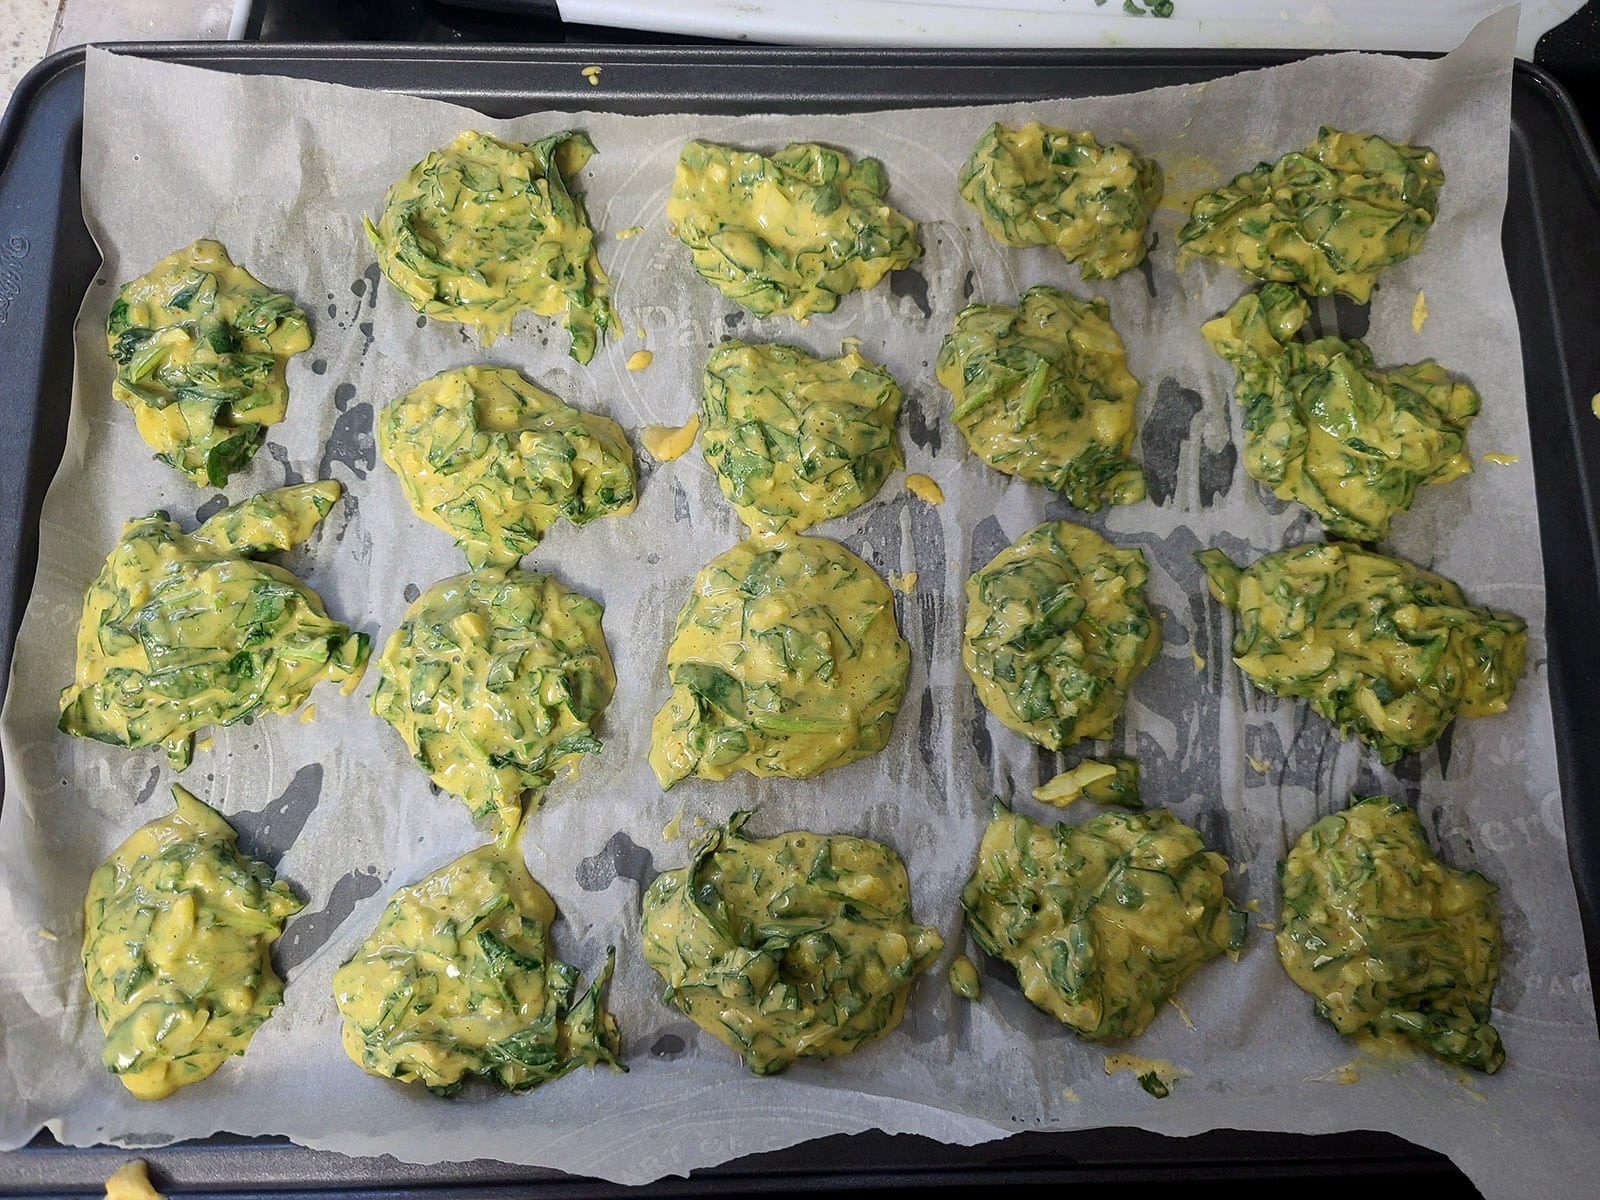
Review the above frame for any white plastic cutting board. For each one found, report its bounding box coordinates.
[560,1,1574,58]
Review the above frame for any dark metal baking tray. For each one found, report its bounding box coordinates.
[4,40,1599,1199]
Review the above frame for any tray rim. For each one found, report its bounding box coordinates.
[2,39,1597,1197]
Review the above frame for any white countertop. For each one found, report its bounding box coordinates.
[3,0,233,114]
[2,0,58,110]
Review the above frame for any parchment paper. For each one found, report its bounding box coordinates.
[3,9,1598,1194]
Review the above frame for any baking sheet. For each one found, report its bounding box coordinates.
[2,9,1598,1195]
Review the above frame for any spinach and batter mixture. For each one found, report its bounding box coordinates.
[82,785,303,1100]
[58,482,369,769]
[377,365,636,569]
[958,123,1162,280]
[1199,542,1526,763]
[649,533,909,788]
[333,841,620,1095]
[962,806,1245,1040]
[1278,795,1504,1072]
[370,568,616,832]
[107,239,310,487]
[936,286,1145,510]
[639,811,942,1075]
[700,340,904,534]
[1178,128,1444,302]
[964,521,1160,750]
[1203,284,1478,542]
[666,140,922,320]
[364,130,614,362]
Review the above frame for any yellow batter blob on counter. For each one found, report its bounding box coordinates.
[58,482,369,770]
[377,365,636,569]
[648,533,909,788]
[639,811,942,1075]
[1412,290,1429,332]
[958,122,1162,279]
[937,286,1144,511]
[666,139,921,319]
[333,841,620,1095]
[961,805,1245,1041]
[82,786,303,1100]
[364,130,613,361]
[964,520,1160,750]
[370,568,616,832]
[1179,128,1444,302]
[904,473,944,504]
[626,350,654,371]
[1279,795,1504,1073]
[640,413,700,461]
[1199,542,1526,763]
[700,340,903,533]
[104,1161,166,1200]
[107,239,310,487]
